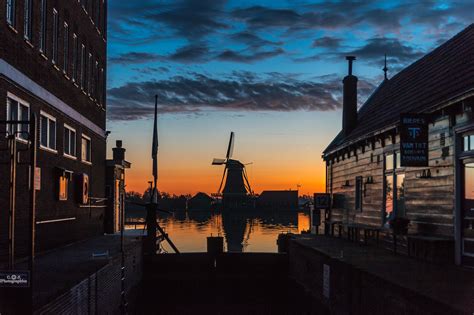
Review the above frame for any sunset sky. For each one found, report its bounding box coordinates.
[105,0,473,196]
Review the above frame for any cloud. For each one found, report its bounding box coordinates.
[168,44,210,63]
[109,52,162,65]
[312,36,342,49]
[230,31,282,48]
[145,0,228,41]
[217,48,285,63]
[347,37,425,65]
[132,66,170,75]
[107,72,377,121]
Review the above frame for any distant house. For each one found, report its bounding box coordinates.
[257,190,298,210]
[188,192,213,210]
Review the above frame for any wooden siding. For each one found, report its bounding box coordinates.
[327,114,461,237]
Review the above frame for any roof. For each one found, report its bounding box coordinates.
[324,23,474,156]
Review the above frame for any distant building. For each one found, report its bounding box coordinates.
[323,24,474,267]
[188,192,213,210]
[0,0,107,261]
[257,190,298,210]
[105,141,131,234]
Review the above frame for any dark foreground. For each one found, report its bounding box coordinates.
[138,253,324,314]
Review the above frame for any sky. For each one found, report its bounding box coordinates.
[105,0,473,196]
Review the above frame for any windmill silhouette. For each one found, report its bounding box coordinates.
[212,132,253,208]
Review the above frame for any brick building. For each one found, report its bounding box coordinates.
[0,0,108,262]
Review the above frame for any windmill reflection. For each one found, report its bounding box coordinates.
[153,209,309,253]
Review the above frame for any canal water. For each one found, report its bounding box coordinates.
[126,209,310,253]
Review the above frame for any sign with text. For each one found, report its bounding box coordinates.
[314,193,330,209]
[35,167,41,191]
[400,114,429,167]
[0,270,30,288]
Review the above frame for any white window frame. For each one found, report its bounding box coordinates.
[63,124,76,159]
[72,33,78,82]
[40,110,57,153]
[63,22,69,74]
[6,92,30,143]
[39,0,47,53]
[81,134,92,164]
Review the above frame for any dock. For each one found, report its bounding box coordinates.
[288,234,474,315]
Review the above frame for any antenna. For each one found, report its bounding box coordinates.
[383,54,388,80]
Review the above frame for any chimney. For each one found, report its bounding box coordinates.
[342,56,358,136]
[113,140,125,162]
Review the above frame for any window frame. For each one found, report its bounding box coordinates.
[80,44,86,90]
[6,92,30,142]
[81,134,92,164]
[72,33,78,82]
[39,0,47,54]
[383,151,405,224]
[63,124,77,159]
[6,0,16,28]
[63,22,69,74]
[39,110,57,153]
[23,0,33,40]
[52,8,59,65]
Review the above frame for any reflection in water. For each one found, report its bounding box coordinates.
[126,210,309,253]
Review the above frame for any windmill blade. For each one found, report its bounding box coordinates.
[212,158,227,165]
[243,166,253,195]
[218,167,227,194]
[226,132,235,159]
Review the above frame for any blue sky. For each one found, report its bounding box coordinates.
[105,0,473,195]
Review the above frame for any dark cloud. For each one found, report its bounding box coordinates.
[312,36,342,49]
[107,72,377,121]
[217,48,285,63]
[230,31,282,48]
[168,44,210,63]
[133,66,170,75]
[146,0,228,41]
[109,52,162,65]
[347,37,425,65]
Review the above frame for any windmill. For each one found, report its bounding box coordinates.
[212,132,253,207]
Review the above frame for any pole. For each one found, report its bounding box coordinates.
[8,135,17,269]
[28,114,37,313]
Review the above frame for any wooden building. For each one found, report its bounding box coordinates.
[323,24,474,267]
[0,0,107,262]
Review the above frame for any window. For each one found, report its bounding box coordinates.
[6,93,29,141]
[24,0,32,40]
[81,135,91,163]
[63,23,69,74]
[72,34,78,81]
[87,52,92,95]
[39,0,47,53]
[6,0,16,27]
[58,175,68,200]
[40,112,56,151]
[355,176,363,212]
[463,134,474,152]
[383,152,405,223]
[52,9,59,64]
[80,44,86,89]
[64,124,76,158]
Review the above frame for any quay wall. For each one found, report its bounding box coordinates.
[34,243,142,315]
[288,239,464,315]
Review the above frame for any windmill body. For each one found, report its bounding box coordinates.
[212,132,254,209]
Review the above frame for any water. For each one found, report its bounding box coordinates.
[126,209,310,253]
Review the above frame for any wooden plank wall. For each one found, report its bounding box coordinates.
[326,113,468,237]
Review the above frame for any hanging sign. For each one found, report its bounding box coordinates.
[400,113,429,167]
[314,193,330,210]
[0,270,30,288]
